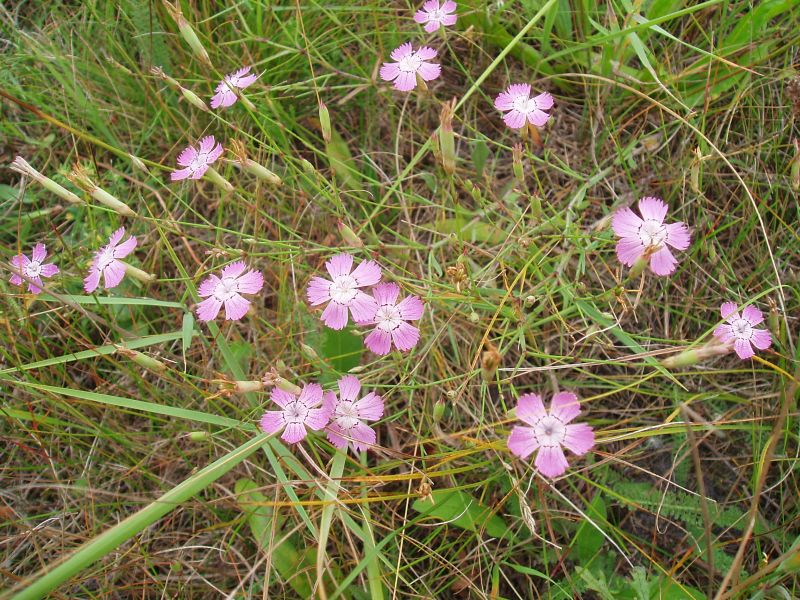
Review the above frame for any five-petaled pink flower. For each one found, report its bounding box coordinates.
[84,227,137,293]
[260,383,331,444]
[364,283,424,355]
[306,254,381,330]
[507,391,595,478]
[380,43,441,92]
[494,84,553,130]
[612,196,691,276]
[713,301,772,360]
[9,243,59,294]
[322,375,384,453]
[171,136,224,181]
[196,261,264,321]
[210,66,258,109]
[414,0,457,33]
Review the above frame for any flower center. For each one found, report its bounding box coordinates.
[398,54,422,73]
[214,277,240,301]
[285,401,308,424]
[512,95,531,113]
[638,219,667,247]
[190,154,208,171]
[533,415,566,447]
[731,318,753,340]
[330,275,358,304]
[335,401,360,430]
[428,9,443,21]
[376,304,402,331]
[24,261,42,278]
[97,248,116,271]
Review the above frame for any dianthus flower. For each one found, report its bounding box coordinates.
[306,254,381,330]
[196,261,264,321]
[210,66,258,109]
[713,301,772,360]
[9,243,59,294]
[380,43,441,92]
[414,1,457,33]
[171,136,224,181]
[259,383,330,444]
[494,84,553,130]
[363,283,424,355]
[322,375,384,453]
[84,228,137,293]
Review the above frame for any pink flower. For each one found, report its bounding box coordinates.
[9,243,59,294]
[379,43,441,92]
[612,196,691,276]
[363,283,424,355]
[713,301,772,360]
[322,375,384,453]
[507,392,595,478]
[195,261,264,321]
[414,0,457,33]
[84,227,137,293]
[170,136,224,181]
[494,84,554,130]
[210,66,258,109]
[259,383,331,444]
[306,254,381,330]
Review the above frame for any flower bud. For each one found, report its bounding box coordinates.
[660,338,732,369]
[10,156,82,205]
[204,167,234,192]
[792,139,800,191]
[481,343,501,382]
[228,140,281,185]
[151,66,208,111]
[338,221,363,248]
[262,371,302,396]
[128,154,149,174]
[68,164,136,217]
[181,87,210,112]
[690,146,702,194]
[188,431,211,441]
[468,311,479,323]
[318,102,332,144]
[300,343,319,361]
[123,263,157,285]
[438,98,456,175]
[163,1,211,66]
[432,399,446,422]
[233,380,264,394]
[116,346,168,372]
[512,144,524,184]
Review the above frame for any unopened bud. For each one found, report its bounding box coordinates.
[228,140,281,185]
[181,87,209,112]
[128,154,149,174]
[233,380,264,394]
[318,102,332,143]
[300,159,316,174]
[481,343,501,382]
[163,1,211,66]
[204,167,233,192]
[262,372,302,396]
[300,343,319,361]
[690,146,702,194]
[188,431,211,441]
[116,346,168,372]
[68,164,136,217]
[338,221,363,247]
[660,338,732,369]
[10,156,82,205]
[629,255,649,278]
[512,144,524,184]
[792,140,800,191]
[151,66,208,111]
[432,399,446,422]
[438,98,456,175]
[123,263,157,285]
[468,311,479,323]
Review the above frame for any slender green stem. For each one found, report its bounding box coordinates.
[316,450,347,599]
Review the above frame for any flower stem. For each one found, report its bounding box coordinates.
[205,166,233,192]
[316,450,347,600]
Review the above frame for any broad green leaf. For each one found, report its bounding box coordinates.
[322,327,364,374]
[572,494,607,565]
[412,489,514,541]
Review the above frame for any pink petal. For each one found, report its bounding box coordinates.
[10,274,23,286]
[326,254,353,279]
[423,20,439,33]
[113,235,137,259]
[109,227,126,247]
[230,66,252,80]
[441,14,457,26]
[533,92,554,110]
[416,47,438,61]
[394,71,417,92]
[391,322,420,352]
[734,338,754,360]
[32,243,47,262]
[441,0,457,12]
[507,425,538,459]
[221,261,247,279]
[282,422,307,444]
[326,422,349,450]
[390,42,414,61]
[396,295,424,321]
[321,301,349,330]
[615,237,645,267]
[190,165,208,179]
[355,392,384,421]
[507,84,531,99]
[10,254,29,269]
[198,274,221,298]
[210,89,236,109]
[307,277,332,305]
[417,62,441,82]
[299,383,323,407]
[102,260,127,289]
[305,407,331,431]
[223,294,250,320]
[563,423,595,455]
[364,328,392,355]
[549,392,581,423]
[379,63,400,82]
[206,142,224,164]
[637,196,668,224]
[322,390,338,415]
[196,296,223,321]
[349,421,377,452]
[535,445,569,478]
[372,282,400,306]
[199,136,217,154]
[260,411,285,435]
[612,207,644,238]
[171,167,193,181]
[338,375,361,402]
[271,387,296,409]
[526,109,550,127]
[40,263,59,277]
[515,393,546,427]
[503,110,526,129]
[665,222,691,250]
[349,291,379,323]
[176,145,198,167]
[494,92,514,111]
[713,324,736,344]
[720,301,739,320]
[742,305,764,326]
[351,259,382,287]
[649,246,678,276]
[84,268,101,293]
[27,277,44,294]
[236,269,264,294]
[751,328,772,350]
[423,0,440,10]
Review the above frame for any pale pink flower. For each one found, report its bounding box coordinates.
[9,243,59,294]
[380,43,441,92]
[170,136,224,181]
[322,375,384,453]
[612,196,691,276]
[713,301,772,360]
[494,84,553,130]
[306,254,381,330]
[507,392,595,478]
[259,383,331,444]
[364,283,424,355]
[210,66,258,109]
[196,261,264,322]
[414,0,457,33]
[84,228,137,293]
